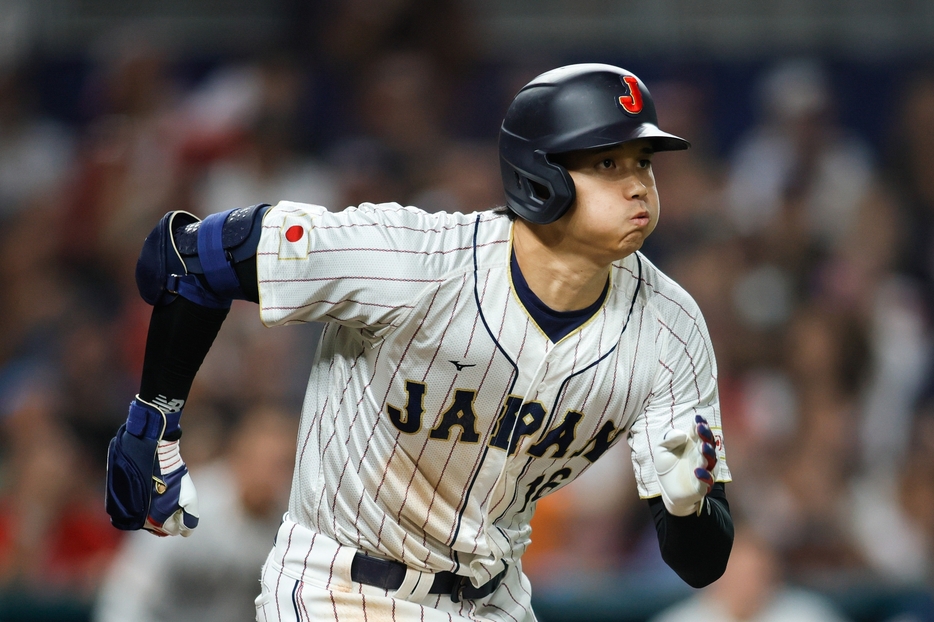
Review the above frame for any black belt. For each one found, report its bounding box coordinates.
[350,553,506,603]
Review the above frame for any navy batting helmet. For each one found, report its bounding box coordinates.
[499,64,690,224]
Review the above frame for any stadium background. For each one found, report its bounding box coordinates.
[1,1,934,621]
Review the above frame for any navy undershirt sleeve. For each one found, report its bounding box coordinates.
[510,250,609,343]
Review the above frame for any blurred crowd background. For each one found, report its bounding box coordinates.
[1,1,934,621]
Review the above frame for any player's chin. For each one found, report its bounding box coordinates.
[615,230,649,255]
[613,236,645,261]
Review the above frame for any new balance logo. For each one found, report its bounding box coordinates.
[449,361,476,372]
[153,395,185,414]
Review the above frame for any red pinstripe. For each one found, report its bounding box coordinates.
[334,341,391,533]
[354,285,445,544]
[478,316,531,536]
[484,604,519,622]
[261,213,498,232]
[446,281,518,548]
[316,342,377,529]
[411,279,492,547]
[497,580,529,622]
[657,360,677,426]
[640,387,657,491]
[261,275,440,284]
[378,274,468,553]
[274,524,297,622]
[329,591,339,621]
[299,531,319,606]
[259,239,506,259]
[657,318,702,400]
[524,314,618,527]
[301,217,495,234]
[266,302,412,316]
[296,350,340,494]
[622,261,718,382]
[437,330,519,562]
[327,544,341,588]
[373,275,466,512]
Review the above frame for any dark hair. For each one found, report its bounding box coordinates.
[492,206,518,221]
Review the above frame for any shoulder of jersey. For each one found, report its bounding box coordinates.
[278,201,509,238]
[625,251,704,319]
[347,202,504,229]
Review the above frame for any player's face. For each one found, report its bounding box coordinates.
[555,140,660,263]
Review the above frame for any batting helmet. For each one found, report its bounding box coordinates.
[499,64,690,224]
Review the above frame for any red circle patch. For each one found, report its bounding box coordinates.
[285,225,304,243]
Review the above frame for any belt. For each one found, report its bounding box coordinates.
[350,552,506,602]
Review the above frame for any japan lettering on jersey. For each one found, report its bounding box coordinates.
[256,201,731,587]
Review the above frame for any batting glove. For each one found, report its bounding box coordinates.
[105,397,200,537]
[653,415,718,517]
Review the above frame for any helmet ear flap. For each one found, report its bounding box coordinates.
[501,150,576,224]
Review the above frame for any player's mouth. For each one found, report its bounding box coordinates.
[630,209,651,227]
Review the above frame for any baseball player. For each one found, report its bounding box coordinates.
[105,64,733,621]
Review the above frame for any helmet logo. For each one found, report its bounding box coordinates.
[618,76,644,114]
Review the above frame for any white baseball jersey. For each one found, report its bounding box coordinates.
[255,201,730,603]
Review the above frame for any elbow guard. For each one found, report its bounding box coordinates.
[136,204,270,308]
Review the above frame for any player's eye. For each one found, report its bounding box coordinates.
[638,158,652,169]
[599,158,615,169]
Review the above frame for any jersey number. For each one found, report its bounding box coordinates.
[519,468,572,513]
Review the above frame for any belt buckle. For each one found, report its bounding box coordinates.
[450,569,505,603]
[450,575,471,603]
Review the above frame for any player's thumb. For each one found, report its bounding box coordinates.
[658,429,691,454]
[162,473,200,537]
[654,429,691,475]
[178,473,200,536]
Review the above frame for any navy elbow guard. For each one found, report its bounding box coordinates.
[136,204,270,308]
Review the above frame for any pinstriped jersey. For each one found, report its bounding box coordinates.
[256,201,731,587]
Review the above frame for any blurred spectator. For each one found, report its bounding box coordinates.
[0,203,72,367]
[344,51,454,198]
[884,71,934,443]
[326,137,410,208]
[649,526,851,622]
[847,409,934,603]
[59,35,183,301]
[0,68,74,219]
[732,305,872,586]
[93,404,297,622]
[725,58,876,256]
[311,0,476,74]
[0,370,121,597]
[191,303,323,414]
[192,59,338,216]
[886,70,934,306]
[641,79,729,269]
[411,140,502,214]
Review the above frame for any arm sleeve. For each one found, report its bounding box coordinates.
[136,241,258,422]
[649,482,734,588]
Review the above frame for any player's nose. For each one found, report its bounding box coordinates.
[621,174,648,201]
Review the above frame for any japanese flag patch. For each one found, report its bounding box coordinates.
[278,216,310,260]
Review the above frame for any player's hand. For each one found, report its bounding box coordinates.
[653,415,717,516]
[106,398,200,536]
[143,437,200,537]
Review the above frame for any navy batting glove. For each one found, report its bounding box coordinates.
[693,415,717,492]
[105,397,199,536]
